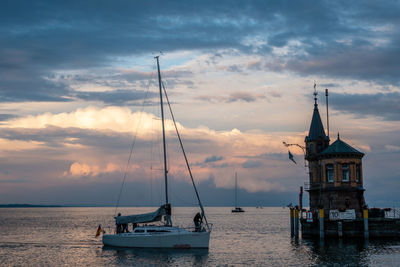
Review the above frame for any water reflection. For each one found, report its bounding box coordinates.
[298,238,400,266]
[102,246,209,266]
[3,207,400,266]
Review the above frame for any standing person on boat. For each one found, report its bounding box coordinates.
[122,222,129,233]
[116,213,122,234]
[194,212,202,232]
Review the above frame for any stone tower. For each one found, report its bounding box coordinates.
[305,91,366,219]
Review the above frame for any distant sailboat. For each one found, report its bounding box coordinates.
[102,57,211,248]
[232,172,244,213]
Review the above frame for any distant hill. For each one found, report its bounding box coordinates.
[0,204,62,208]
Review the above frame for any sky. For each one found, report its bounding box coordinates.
[0,0,399,207]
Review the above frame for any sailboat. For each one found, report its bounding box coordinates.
[102,56,211,248]
[231,172,244,213]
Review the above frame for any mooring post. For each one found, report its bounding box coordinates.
[338,221,343,237]
[319,209,324,239]
[294,207,299,239]
[290,208,294,237]
[363,209,369,239]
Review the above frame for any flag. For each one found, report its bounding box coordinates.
[288,151,297,164]
[95,224,102,238]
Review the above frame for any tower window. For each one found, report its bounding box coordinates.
[309,144,314,153]
[326,164,334,183]
[356,164,361,183]
[317,143,322,152]
[342,164,350,182]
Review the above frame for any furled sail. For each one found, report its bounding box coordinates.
[116,204,171,224]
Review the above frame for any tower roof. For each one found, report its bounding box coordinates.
[306,102,328,141]
[321,134,364,156]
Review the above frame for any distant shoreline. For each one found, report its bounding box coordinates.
[0,204,63,208]
[0,204,273,208]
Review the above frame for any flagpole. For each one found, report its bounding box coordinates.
[282,142,306,167]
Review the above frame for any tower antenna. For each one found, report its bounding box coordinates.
[325,89,330,138]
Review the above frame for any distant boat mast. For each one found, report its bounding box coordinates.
[234,172,240,209]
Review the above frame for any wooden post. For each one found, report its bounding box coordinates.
[363,209,369,239]
[319,209,324,239]
[299,186,303,219]
[338,221,343,237]
[294,208,299,239]
[290,208,294,237]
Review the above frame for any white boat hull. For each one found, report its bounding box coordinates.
[102,227,210,248]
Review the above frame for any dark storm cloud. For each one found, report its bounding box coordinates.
[2,0,400,102]
[329,92,400,121]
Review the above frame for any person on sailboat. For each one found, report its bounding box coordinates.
[116,213,122,234]
[121,222,129,233]
[193,212,202,232]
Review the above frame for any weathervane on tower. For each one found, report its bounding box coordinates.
[313,82,318,106]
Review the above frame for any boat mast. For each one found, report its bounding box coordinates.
[155,56,169,205]
[162,82,210,230]
[235,172,237,208]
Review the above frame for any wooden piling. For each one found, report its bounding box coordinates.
[294,208,299,239]
[363,209,369,239]
[290,208,294,237]
[338,221,343,237]
[319,209,324,239]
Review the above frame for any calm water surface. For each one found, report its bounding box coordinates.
[1,207,400,266]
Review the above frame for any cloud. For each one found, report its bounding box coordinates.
[2,1,400,205]
[242,160,262,168]
[385,145,400,152]
[329,92,400,121]
[74,89,158,105]
[247,60,262,70]
[65,162,120,177]
[196,91,266,103]
[0,106,306,193]
[0,104,399,205]
[0,114,18,121]
[285,45,400,85]
[1,0,400,105]
[227,92,265,103]
[267,91,282,98]
[204,155,224,163]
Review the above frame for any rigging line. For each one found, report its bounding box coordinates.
[170,184,198,206]
[114,69,156,217]
[162,81,210,231]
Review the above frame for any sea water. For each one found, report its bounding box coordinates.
[1,207,400,266]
